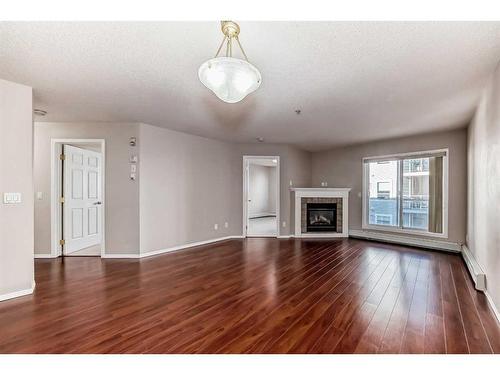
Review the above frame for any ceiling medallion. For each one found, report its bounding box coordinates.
[198,21,262,104]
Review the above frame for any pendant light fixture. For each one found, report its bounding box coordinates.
[198,21,261,103]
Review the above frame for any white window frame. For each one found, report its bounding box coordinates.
[362,148,449,239]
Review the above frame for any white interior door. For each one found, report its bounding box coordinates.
[63,145,102,254]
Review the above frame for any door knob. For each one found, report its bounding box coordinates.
[93,201,102,205]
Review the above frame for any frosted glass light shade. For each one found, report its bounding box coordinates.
[198,57,261,103]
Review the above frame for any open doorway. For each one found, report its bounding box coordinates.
[243,156,280,237]
[50,139,105,257]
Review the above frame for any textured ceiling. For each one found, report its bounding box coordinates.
[1,22,500,151]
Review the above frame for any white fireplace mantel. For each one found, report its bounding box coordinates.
[291,187,351,238]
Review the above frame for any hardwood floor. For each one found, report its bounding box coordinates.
[1,238,499,354]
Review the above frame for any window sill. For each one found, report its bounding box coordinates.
[361,224,448,239]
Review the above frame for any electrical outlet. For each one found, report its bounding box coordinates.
[214,224,218,230]
[282,221,286,228]
[224,222,229,228]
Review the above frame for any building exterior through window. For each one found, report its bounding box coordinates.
[364,150,446,235]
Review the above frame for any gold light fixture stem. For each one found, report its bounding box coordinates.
[235,36,249,61]
[214,35,227,58]
[213,21,249,61]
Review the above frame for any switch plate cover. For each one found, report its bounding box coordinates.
[3,192,22,204]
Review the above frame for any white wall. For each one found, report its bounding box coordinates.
[248,164,276,218]
[467,63,500,313]
[0,79,34,299]
[138,123,240,254]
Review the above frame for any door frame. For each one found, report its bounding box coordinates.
[242,155,280,238]
[50,139,106,257]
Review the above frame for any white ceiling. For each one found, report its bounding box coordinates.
[1,22,500,151]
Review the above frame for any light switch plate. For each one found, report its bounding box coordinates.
[36,192,43,200]
[3,192,22,204]
[130,164,137,173]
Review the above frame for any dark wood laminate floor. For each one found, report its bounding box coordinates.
[1,238,499,354]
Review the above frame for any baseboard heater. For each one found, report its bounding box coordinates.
[348,229,461,253]
[461,244,486,291]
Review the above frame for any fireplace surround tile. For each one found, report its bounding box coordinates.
[301,197,343,233]
[292,188,351,238]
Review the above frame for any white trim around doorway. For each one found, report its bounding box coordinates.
[242,155,280,238]
[50,139,106,258]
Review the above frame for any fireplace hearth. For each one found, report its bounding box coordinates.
[306,203,337,232]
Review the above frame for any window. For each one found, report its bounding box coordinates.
[363,150,448,237]
[376,182,391,198]
[375,214,393,225]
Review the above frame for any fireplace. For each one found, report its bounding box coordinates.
[293,188,350,237]
[306,203,337,232]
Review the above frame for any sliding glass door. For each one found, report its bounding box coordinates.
[367,160,400,227]
[363,150,447,236]
[402,157,430,231]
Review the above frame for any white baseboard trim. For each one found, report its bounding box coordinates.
[34,253,57,258]
[39,236,246,260]
[349,229,461,253]
[0,280,35,302]
[101,253,140,259]
[484,290,500,324]
[246,235,278,238]
[277,235,292,239]
[295,233,348,239]
[461,244,486,291]
[139,235,244,259]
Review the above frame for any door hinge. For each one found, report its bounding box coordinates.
[59,196,65,204]
[59,239,65,246]
[60,154,65,160]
